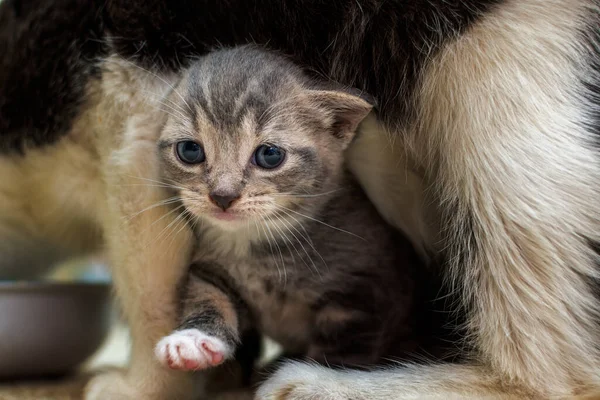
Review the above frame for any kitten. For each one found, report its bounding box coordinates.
[153,46,425,372]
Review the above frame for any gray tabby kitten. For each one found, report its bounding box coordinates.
[154,46,423,372]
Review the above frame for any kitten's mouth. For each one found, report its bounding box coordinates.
[211,211,239,221]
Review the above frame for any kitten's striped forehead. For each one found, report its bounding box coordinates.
[184,47,304,135]
[159,47,354,225]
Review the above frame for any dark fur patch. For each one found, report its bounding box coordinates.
[1,0,503,151]
[188,261,250,320]
[233,328,262,386]
[177,300,239,347]
[99,0,505,130]
[580,10,600,146]
[0,0,106,152]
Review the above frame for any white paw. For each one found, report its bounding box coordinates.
[256,361,352,400]
[155,329,232,371]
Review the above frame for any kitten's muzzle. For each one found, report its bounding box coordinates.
[209,191,240,211]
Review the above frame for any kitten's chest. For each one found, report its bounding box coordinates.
[195,225,327,351]
[233,259,319,351]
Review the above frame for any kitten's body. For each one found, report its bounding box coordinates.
[174,174,421,367]
[153,47,424,371]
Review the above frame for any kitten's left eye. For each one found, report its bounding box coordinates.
[253,145,285,169]
[176,141,205,164]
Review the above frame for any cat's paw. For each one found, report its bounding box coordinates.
[155,328,232,371]
[256,361,351,400]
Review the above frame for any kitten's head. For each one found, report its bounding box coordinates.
[158,46,372,230]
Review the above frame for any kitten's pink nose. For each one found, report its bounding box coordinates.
[209,191,240,211]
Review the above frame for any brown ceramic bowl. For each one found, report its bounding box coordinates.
[0,281,112,379]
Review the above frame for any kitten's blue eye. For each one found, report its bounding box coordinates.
[176,141,205,164]
[254,145,285,169]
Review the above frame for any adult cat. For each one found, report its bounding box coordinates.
[1,0,599,399]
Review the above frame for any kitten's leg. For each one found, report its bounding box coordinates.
[261,0,600,398]
[155,269,243,371]
[85,115,197,400]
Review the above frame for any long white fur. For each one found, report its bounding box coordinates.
[258,0,600,398]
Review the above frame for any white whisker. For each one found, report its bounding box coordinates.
[150,204,186,227]
[266,213,296,265]
[147,210,187,249]
[274,213,321,277]
[137,88,189,120]
[276,208,328,274]
[124,175,188,192]
[168,209,193,249]
[270,188,344,198]
[257,93,310,125]
[261,212,287,286]
[120,58,193,114]
[254,216,283,283]
[274,204,366,241]
[123,197,181,221]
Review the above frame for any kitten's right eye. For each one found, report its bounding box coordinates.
[176,141,205,164]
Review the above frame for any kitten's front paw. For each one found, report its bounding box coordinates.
[155,328,232,371]
[256,361,351,400]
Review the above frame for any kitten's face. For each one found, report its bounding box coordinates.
[158,55,371,231]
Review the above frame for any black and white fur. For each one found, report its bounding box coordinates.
[0,0,599,398]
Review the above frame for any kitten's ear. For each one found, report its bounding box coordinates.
[308,90,374,144]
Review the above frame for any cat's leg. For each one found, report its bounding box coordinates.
[155,264,243,371]
[85,114,197,400]
[0,145,103,279]
[258,362,532,399]
[259,0,600,398]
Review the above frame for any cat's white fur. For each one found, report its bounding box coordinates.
[1,0,599,398]
[259,0,600,398]
[84,58,204,399]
